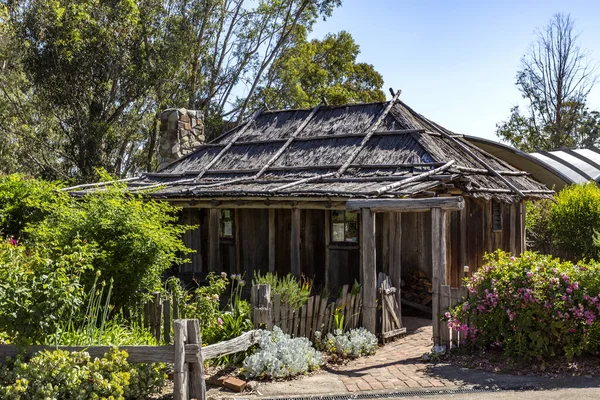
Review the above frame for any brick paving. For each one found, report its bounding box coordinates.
[329,316,462,392]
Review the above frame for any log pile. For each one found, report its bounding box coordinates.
[401,270,433,308]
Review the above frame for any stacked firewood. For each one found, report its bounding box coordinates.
[401,270,433,307]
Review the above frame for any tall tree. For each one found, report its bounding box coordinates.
[496,13,598,151]
[252,30,385,109]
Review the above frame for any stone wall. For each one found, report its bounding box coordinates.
[159,108,205,169]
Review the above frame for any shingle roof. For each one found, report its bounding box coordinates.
[73,98,554,202]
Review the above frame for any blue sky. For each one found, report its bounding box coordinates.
[310,0,600,141]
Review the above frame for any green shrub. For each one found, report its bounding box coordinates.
[448,251,600,360]
[0,239,94,344]
[24,178,193,310]
[525,199,554,254]
[550,183,600,261]
[0,174,61,239]
[253,272,311,309]
[0,348,166,399]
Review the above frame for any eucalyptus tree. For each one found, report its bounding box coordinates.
[497,13,599,151]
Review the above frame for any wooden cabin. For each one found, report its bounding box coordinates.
[77,96,553,341]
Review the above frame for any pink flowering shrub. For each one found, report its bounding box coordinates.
[448,250,600,360]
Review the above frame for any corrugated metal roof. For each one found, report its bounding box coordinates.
[466,136,600,190]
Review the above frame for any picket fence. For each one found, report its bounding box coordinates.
[250,283,362,342]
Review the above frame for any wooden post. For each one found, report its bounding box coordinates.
[187,319,206,400]
[520,201,526,253]
[234,209,241,274]
[251,284,273,329]
[163,299,171,344]
[459,206,468,281]
[431,207,448,346]
[208,208,220,272]
[324,210,331,288]
[268,209,276,273]
[153,292,162,343]
[360,208,377,334]
[510,203,517,255]
[291,208,301,276]
[388,212,402,321]
[173,320,188,400]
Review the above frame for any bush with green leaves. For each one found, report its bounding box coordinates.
[315,328,377,359]
[253,272,311,309]
[0,348,166,399]
[0,174,60,239]
[242,327,323,379]
[447,251,600,360]
[23,176,192,310]
[550,183,600,261]
[0,238,94,344]
[525,199,554,254]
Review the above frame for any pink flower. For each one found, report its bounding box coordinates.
[526,271,533,278]
[510,256,516,262]
[217,317,223,325]
[445,312,451,319]
[8,237,17,246]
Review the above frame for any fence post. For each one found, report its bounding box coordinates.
[173,320,188,400]
[153,292,162,343]
[251,284,272,329]
[187,319,206,400]
[163,299,171,344]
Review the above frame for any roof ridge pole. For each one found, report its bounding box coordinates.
[374,160,456,195]
[438,133,526,199]
[62,177,141,192]
[336,89,402,176]
[194,108,264,182]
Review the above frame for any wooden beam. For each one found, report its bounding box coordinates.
[459,206,468,282]
[360,208,377,334]
[290,208,301,276]
[388,212,402,320]
[431,207,447,346]
[520,201,527,253]
[175,199,348,210]
[346,197,464,213]
[208,208,220,272]
[324,210,331,288]
[268,209,276,273]
[510,203,517,255]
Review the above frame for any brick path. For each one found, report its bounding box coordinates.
[330,316,461,392]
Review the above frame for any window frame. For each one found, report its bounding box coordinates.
[492,200,503,232]
[330,210,359,244]
[219,209,235,239]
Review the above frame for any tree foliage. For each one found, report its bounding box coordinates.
[0,0,388,182]
[497,13,599,151]
[254,30,385,109]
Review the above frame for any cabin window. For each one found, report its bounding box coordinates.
[492,201,502,231]
[219,209,235,239]
[331,211,358,243]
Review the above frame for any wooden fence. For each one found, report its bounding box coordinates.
[250,283,362,342]
[0,319,260,400]
[434,285,468,348]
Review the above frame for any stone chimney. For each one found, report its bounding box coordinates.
[158,108,205,169]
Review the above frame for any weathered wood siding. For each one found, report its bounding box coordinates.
[274,209,291,276]
[301,210,326,286]
[400,211,432,280]
[180,208,202,273]
[238,209,269,279]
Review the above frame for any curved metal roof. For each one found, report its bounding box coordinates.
[465,136,600,191]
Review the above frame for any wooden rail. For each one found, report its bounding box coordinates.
[0,320,261,400]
